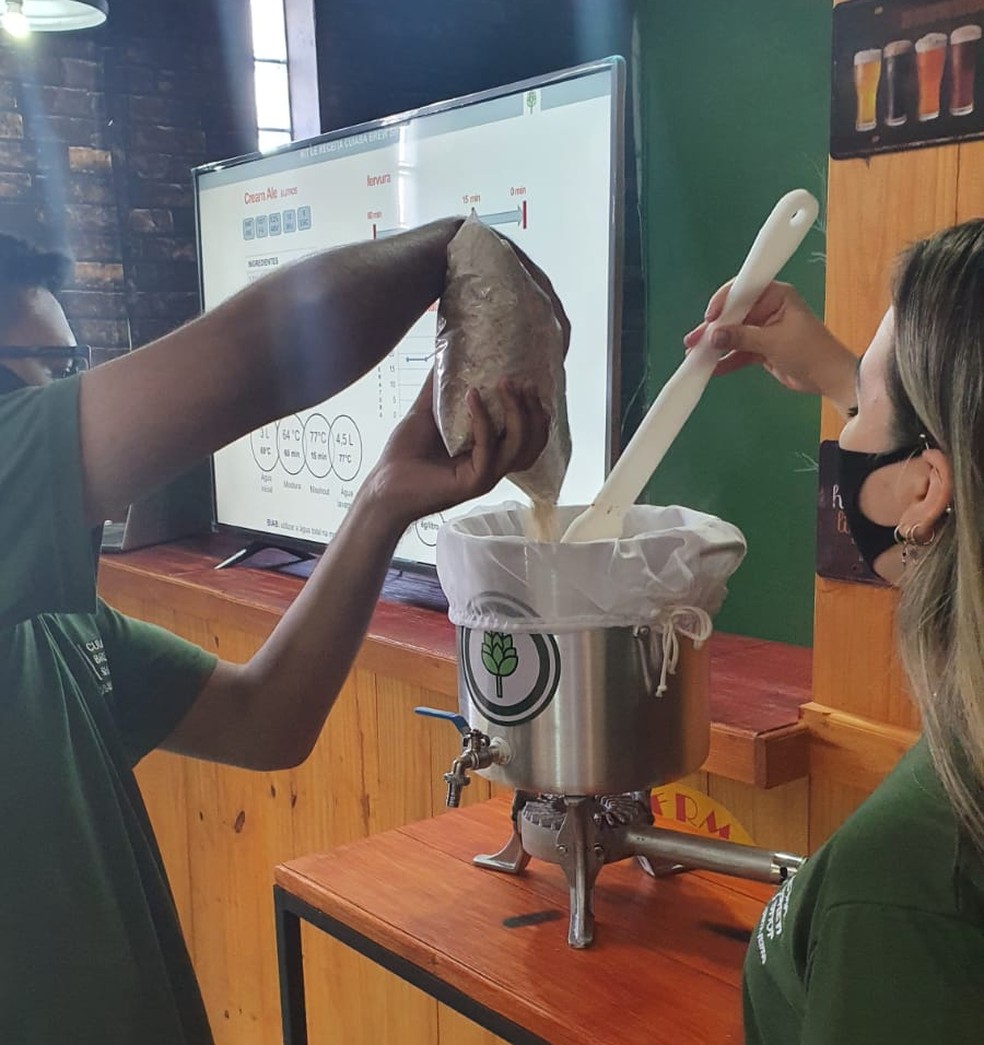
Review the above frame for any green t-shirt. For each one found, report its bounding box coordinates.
[744,736,984,1044]
[0,379,218,1044]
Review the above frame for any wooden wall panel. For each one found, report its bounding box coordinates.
[185,758,294,1045]
[300,930,440,1045]
[956,139,984,219]
[707,776,809,857]
[812,580,917,730]
[437,1007,504,1045]
[299,931,508,1045]
[824,148,959,383]
[287,672,378,856]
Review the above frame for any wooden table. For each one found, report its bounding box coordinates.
[274,796,775,1045]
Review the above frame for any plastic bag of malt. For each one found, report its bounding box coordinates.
[434,214,571,522]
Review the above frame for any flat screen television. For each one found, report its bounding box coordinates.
[193,56,625,571]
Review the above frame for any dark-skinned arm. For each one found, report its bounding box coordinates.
[163,375,549,769]
[79,218,463,523]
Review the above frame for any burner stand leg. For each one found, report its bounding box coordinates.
[556,797,605,949]
[473,790,533,875]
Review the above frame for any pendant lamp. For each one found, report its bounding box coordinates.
[2,0,108,35]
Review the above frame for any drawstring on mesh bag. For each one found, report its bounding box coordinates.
[653,606,713,696]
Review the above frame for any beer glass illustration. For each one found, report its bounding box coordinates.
[854,49,882,131]
[950,25,981,116]
[916,33,948,120]
[884,40,915,126]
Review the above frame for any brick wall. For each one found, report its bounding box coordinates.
[0,0,256,364]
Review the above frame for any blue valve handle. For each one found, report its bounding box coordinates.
[414,706,470,736]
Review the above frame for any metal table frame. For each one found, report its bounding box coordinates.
[274,884,550,1045]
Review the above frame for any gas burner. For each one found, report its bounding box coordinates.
[417,710,805,948]
[518,795,567,830]
[592,792,653,829]
[472,786,804,948]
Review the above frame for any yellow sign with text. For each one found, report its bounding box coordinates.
[650,782,755,846]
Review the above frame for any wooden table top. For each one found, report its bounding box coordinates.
[100,534,811,787]
[276,795,774,1045]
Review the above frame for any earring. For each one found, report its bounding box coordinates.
[893,524,913,566]
[897,521,939,566]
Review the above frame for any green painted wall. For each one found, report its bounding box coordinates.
[635,2,832,646]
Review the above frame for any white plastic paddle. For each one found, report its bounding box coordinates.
[561,188,820,544]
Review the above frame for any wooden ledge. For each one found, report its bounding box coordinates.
[800,701,919,793]
[98,534,811,789]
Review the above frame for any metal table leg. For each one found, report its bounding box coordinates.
[272,883,549,1045]
[275,885,308,1045]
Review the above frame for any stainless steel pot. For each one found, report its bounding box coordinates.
[455,623,710,795]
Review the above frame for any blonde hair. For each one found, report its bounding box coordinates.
[890,219,984,851]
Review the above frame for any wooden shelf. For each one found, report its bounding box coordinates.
[99,534,811,788]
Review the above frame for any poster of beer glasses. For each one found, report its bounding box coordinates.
[831,0,984,159]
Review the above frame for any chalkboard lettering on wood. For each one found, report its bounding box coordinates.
[815,439,888,587]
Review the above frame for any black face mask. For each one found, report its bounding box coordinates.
[836,443,923,574]
[0,366,27,397]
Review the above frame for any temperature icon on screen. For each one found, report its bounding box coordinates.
[247,413,364,481]
[303,413,332,478]
[329,415,363,482]
[250,424,277,472]
[277,415,305,475]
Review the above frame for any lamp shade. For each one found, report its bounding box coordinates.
[19,0,108,30]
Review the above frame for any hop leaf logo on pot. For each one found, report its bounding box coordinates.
[481,632,519,701]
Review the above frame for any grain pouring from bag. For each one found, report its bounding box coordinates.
[434,214,571,539]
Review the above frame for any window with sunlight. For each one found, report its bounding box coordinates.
[249,0,292,152]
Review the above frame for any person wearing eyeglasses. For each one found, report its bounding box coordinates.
[0,228,560,1044]
[0,342,91,380]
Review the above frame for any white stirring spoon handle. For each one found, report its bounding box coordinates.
[560,188,819,543]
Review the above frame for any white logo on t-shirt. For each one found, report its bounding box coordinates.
[78,637,112,696]
[756,874,794,965]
